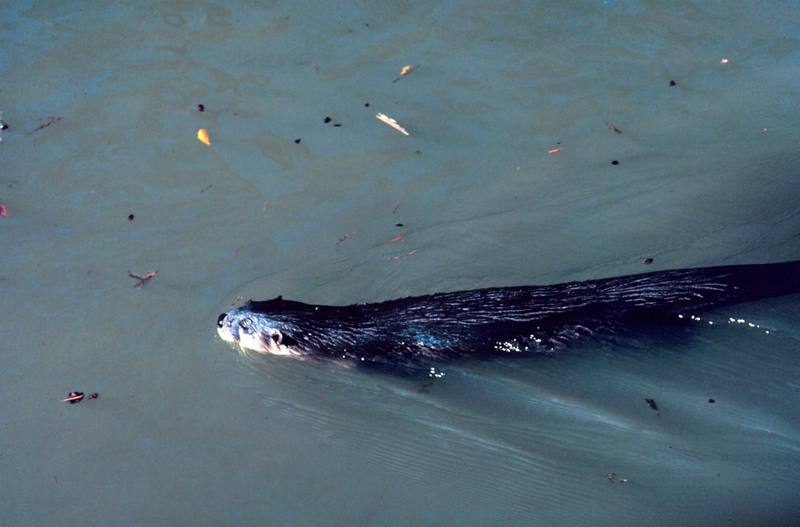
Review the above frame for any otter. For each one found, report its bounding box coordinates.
[217,260,800,373]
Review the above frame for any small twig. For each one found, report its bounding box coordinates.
[128,270,158,288]
[62,391,98,404]
[336,230,358,249]
[29,116,62,134]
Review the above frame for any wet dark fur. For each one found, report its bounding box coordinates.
[227,260,800,372]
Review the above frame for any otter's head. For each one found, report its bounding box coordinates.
[217,296,310,357]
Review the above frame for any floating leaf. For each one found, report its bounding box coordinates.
[376,113,410,136]
[197,128,211,146]
[392,64,418,83]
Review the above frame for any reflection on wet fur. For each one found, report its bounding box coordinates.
[218,260,800,374]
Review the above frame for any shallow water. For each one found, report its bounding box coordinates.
[2,1,800,525]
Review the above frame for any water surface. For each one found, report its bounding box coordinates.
[2,1,800,525]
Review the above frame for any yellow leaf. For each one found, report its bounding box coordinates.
[197,128,211,146]
[392,64,418,83]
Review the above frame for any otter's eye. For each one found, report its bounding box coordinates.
[239,318,253,335]
[217,313,227,328]
[271,331,283,346]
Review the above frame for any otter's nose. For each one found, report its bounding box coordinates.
[217,313,227,328]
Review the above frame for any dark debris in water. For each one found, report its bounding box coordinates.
[607,472,630,484]
[30,116,62,134]
[645,398,659,411]
[336,230,358,249]
[128,270,158,288]
[64,391,83,404]
[63,391,99,404]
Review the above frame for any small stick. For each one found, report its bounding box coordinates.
[62,392,97,404]
[29,116,62,134]
[336,230,358,249]
[128,270,158,288]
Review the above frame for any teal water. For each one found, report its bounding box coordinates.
[2,1,800,525]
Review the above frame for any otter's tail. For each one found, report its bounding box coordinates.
[602,259,800,314]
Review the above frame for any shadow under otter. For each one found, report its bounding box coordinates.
[217,260,800,374]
